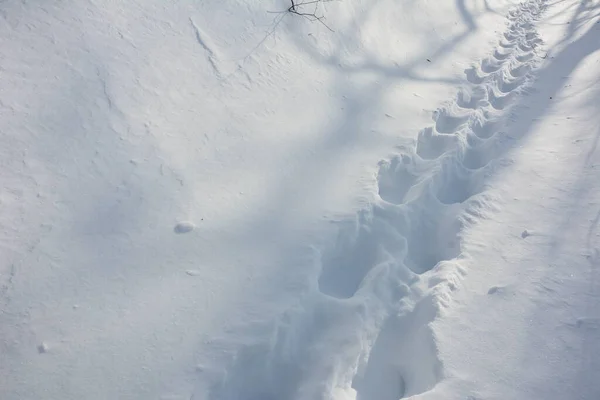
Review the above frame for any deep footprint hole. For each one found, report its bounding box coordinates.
[353,312,442,400]
[496,75,524,93]
[318,214,408,299]
[462,145,492,170]
[435,164,481,205]
[435,113,470,134]
[416,127,458,160]
[472,117,502,140]
[377,156,418,204]
[481,58,503,73]
[510,63,532,77]
[404,205,463,274]
[456,86,487,110]
[487,88,515,110]
[465,66,486,84]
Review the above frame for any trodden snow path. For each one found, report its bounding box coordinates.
[209,1,550,399]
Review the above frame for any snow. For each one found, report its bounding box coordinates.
[1,0,599,399]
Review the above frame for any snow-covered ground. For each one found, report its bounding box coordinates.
[1,0,599,399]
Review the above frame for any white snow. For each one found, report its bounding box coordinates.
[1,0,599,399]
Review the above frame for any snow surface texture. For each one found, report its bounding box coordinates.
[1,0,599,399]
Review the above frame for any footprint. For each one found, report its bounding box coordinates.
[503,31,519,42]
[509,63,532,77]
[353,302,442,399]
[355,364,406,400]
[486,85,517,110]
[492,49,511,61]
[416,127,458,160]
[525,32,542,43]
[403,201,463,273]
[465,132,484,147]
[456,86,488,110]
[318,211,408,299]
[519,20,534,29]
[471,113,502,140]
[462,144,491,170]
[481,57,503,74]
[377,155,419,205]
[515,52,534,63]
[498,38,517,49]
[494,72,525,93]
[517,41,535,52]
[463,133,513,170]
[465,65,486,84]
[434,162,480,205]
[433,107,472,134]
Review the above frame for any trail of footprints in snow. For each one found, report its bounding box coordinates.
[210,2,547,399]
[352,2,547,398]
[321,0,546,300]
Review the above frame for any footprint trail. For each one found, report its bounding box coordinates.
[208,1,548,399]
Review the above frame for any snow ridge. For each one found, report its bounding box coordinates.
[208,1,548,399]
[189,18,223,78]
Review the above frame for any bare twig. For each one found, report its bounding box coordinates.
[276,0,335,32]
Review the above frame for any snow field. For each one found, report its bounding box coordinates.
[3,0,599,399]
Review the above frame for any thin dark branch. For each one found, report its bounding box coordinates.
[285,0,335,32]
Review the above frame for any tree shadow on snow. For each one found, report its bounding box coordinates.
[491,1,600,398]
[205,1,524,399]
